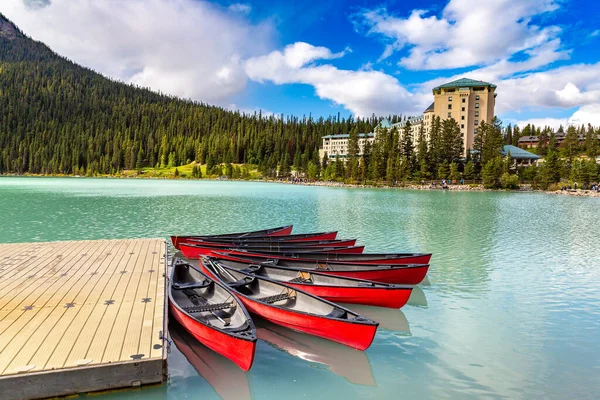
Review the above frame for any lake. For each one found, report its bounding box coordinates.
[1,177,599,400]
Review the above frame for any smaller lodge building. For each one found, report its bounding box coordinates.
[518,132,600,149]
[501,145,541,166]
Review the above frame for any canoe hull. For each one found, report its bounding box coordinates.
[213,252,430,285]
[318,266,429,285]
[239,297,377,351]
[220,249,432,265]
[199,263,377,351]
[171,225,293,248]
[180,245,365,259]
[283,283,412,308]
[169,302,256,371]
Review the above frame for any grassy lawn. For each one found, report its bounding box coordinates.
[119,162,263,179]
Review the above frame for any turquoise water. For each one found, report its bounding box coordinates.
[1,177,599,399]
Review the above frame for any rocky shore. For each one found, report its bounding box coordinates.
[550,189,600,198]
[273,180,598,197]
[273,180,492,191]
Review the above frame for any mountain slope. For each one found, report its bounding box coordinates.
[0,13,384,176]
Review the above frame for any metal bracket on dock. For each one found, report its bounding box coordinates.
[159,330,172,354]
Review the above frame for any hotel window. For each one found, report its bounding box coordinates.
[474,120,479,126]
[447,112,452,118]
[475,103,479,108]
[448,104,452,110]
[461,124,465,129]
[448,96,452,101]
[462,107,465,112]
[462,98,466,103]
[475,111,479,117]
[475,95,480,100]
[461,116,465,120]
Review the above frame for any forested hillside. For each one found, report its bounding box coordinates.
[0,13,392,176]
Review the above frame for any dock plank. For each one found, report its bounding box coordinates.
[0,240,109,375]
[102,239,152,362]
[0,239,167,400]
[42,240,130,371]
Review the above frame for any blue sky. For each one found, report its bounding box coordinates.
[2,0,600,128]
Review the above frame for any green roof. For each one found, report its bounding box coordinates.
[433,78,496,91]
[501,145,541,160]
[379,118,392,129]
[424,102,434,112]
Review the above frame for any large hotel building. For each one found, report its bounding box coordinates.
[319,78,497,160]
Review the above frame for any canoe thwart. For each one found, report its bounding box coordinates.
[227,276,256,289]
[172,280,212,290]
[257,292,296,304]
[182,302,235,313]
[327,307,348,319]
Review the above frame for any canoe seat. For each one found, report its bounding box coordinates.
[288,276,311,283]
[326,307,347,319]
[241,265,263,274]
[257,292,295,304]
[183,302,235,313]
[288,271,312,284]
[172,280,211,290]
[357,281,376,287]
[227,276,256,289]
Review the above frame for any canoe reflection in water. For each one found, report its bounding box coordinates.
[169,319,251,400]
[255,317,376,386]
[407,285,428,308]
[338,304,411,334]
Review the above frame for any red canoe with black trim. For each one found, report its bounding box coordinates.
[185,238,358,249]
[169,258,257,371]
[172,231,339,249]
[211,252,429,285]
[180,243,365,258]
[199,258,379,351]
[216,248,432,266]
[198,233,343,246]
[203,258,413,308]
[171,225,293,248]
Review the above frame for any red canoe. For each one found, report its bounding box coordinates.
[171,225,293,248]
[212,252,429,285]
[196,231,340,244]
[215,248,432,266]
[169,259,257,371]
[199,258,379,351]
[186,238,358,249]
[180,244,365,258]
[206,258,413,308]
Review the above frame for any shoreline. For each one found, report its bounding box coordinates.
[2,173,599,197]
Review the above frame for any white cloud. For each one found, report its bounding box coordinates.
[357,0,562,71]
[228,3,251,14]
[516,104,600,130]
[245,42,416,117]
[0,0,273,105]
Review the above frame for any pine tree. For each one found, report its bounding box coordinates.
[279,153,291,178]
[584,125,598,158]
[562,126,579,163]
[449,161,460,182]
[463,160,475,180]
[416,123,430,180]
[482,157,503,188]
[347,126,360,180]
[437,162,449,180]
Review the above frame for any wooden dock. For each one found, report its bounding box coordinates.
[0,238,168,400]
